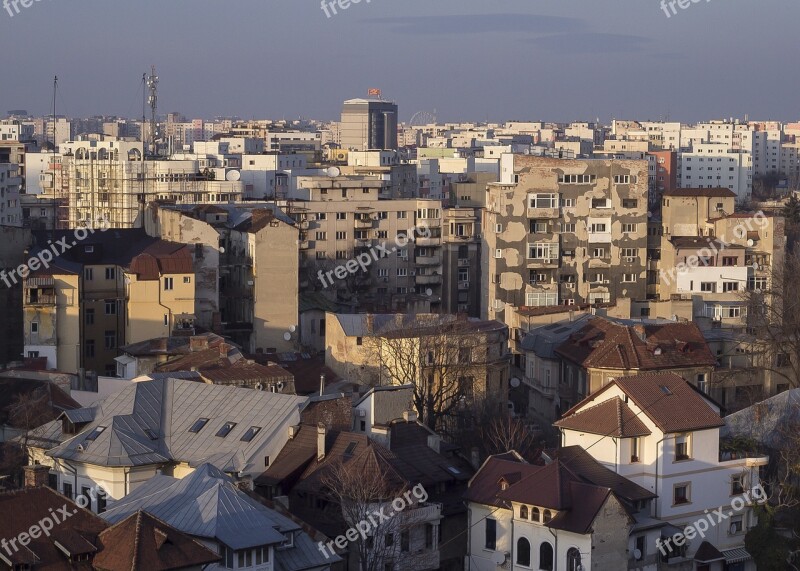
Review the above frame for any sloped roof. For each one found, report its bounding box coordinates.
[555,317,715,371]
[46,378,307,470]
[554,397,651,438]
[93,510,220,571]
[663,187,737,198]
[0,376,81,427]
[560,372,724,434]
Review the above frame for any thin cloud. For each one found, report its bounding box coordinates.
[529,32,652,55]
[364,13,586,35]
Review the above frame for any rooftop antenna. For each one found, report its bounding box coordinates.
[147,66,158,157]
[51,75,57,238]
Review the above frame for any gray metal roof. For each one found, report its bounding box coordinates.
[60,407,96,424]
[47,378,307,471]
[101,463,339,568]
[520,314,593,358]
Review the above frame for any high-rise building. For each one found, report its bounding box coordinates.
[340,98,398,151]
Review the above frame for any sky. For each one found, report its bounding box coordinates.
[0,0,798,124]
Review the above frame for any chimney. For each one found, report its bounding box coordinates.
[219,342,231,357]
[366,314,374,334]
[568,309,575,323]
[403,410,418,423]
[317,424,327,461]
[319,373,326,397]
[471,447,481,470]
[189,336,209,352]
[288,425,299,439]
[23,464,50,489]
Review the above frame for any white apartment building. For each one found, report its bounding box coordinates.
[0,163,22,226]
[679,143,752,200]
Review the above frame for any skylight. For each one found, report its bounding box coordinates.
[189,418,209,433]
[447,466,461,475]
[85,426,106,441]
[659,385,673,396]
[240,426,262,442]
[216,422,237,438]
[344,442,357,456]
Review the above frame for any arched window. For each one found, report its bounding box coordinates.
[532,507,540,522]
[520,505,529,520]
[543,509,552,523]
[97,148,109,160]
[539,542,554,571]
[567,548,582,571]
[517,538,531,566]
[127,148,142,161]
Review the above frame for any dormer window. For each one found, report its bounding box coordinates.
[543,509,552,523]
[532,507,540,522]
[519,505,528,520]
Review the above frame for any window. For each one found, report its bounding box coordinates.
[722,281,739,293]
[254,546,270,565]
[517,538,531,566]
[589,222,608,233]
[336,212,347,220]
[105,301,116,315]
[622,198,638,208]
[85,426,106,441]
[622,273,637,283]
[592,247,605,258]
[591,198,611,209]
[485,518,496,550]
[528,243,559,260]
[722,256,738,267]
[560,223,576,233]
[316,231,327,240]
[675,433,691,461]
[425,524,434,548]
[104,331,116,350]
[622,223,637,233]
[164,277,173,291]
[701,282,716,292]
[558,174,595,184]
[729,515,744,535]
[183,276,191,284]
[105,267,115,280]
[519,505,529,519]
[84,268,93,281]
[63,482,73,500]
[748,276,767,291]
[400,530,409,552]
[237,549,252,568]
[543,510,552,524]
[631,437,641,463]
[85,339,95,358]
[495,249,502,259]
[528,193,558,208]
[30,322,38,334]
[335,231,347,240]
[531,507,540,522]
[189,418,209,433]
[216,422,237,438]
[567,547,582,571]
[621,248,637,258]
[241,426,262,442]
[673,483,690,505]
[614,175,637,184]
[397,268,407,277]
[731,474,745,495]
[495,223,503,233]
[539,542,554,571]
[560,198,575,207]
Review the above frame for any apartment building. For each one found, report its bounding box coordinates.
[484,155,649,319]
[555,371,767,569]
[679,143,752,200]
[22,229,195,375]
[340,98,399,151]
[35,138,243,229]
[658,188,785,330]
[442,207,482,316]
[287,182,444,312]
[145,203,300,354]
[0,161,22,226]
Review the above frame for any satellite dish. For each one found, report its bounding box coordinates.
[746,239,754,247]
[634,548,642,561]
[425,288,433,296]
[226,169,241,182]
[752,262,761,271]
[283,332,292,341]
[326,166,341,178]
[288,325,297,333]
[510,377,521,388]
[219,247,225,254]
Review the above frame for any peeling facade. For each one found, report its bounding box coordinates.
[483,155,649,320]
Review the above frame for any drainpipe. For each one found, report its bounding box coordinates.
[654,434,676,518]
[548,526,558,571]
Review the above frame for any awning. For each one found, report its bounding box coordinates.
[694,541,726,563]
[722,547,752,563]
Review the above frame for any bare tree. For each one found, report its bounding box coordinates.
[320,456,428,571]
[364,316,506,434]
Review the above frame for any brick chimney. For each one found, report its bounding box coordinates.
[23,464,50,489]
[317,424,327,461]
[189,336,209,352]
[219,343,232,357]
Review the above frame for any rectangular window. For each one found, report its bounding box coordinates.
[731,474,745,496]
[560,223,576,233]
[631,437,641,463]
[622,223,637,233]
[622,273,637,283]
[400,530,410,552]
[675,434,691,461]
[336,212,347,220]
[592,247,605,258]
[105,267,115,280]
[84,268,93,281]
[216,422,237,438]
[30,322,38,334]
[528,193,558,208]
[164,277,174,291]
[237,549,252,568]
[485,518,497,550]
[558,174,596,184]
[63,482,73,500]
[622,198,638,208]
[722,282,739,293]
[335,231,347,240]
[316,231,327,240]
[701,282,716,292]
[729,515,744,535]
[722,257,738,267]
[673,483,690,505]
[85,339,95,358]
[104,331,116,350]
[621,248,637,258]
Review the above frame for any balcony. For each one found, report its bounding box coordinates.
[298,240,310,250]
[415,236,441,247]
[527,207,561,219]
[416,256,441,266]
[588,257,612,269]
[415,274,441,285]
[458,281,470,290]
[355,239,374,248]
[527,258,559,269]
[587,231,612,243]
[354,218,375,229]
[25,293,56,305]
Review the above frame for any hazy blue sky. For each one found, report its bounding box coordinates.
[1,0,797,123]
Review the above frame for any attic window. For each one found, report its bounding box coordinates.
[654,347,662,356]
[240,426,262,442]
[659,385,673,396]
[216,422,237,438]
[189,418,209,433]
[85,426,106,441]
[344,442,357,456]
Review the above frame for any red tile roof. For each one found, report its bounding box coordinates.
[553,397,651,437]
[555,317,716,371]
[663,188,737,198]
[559,372,725,434]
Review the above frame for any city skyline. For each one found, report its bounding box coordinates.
[1,0,798,122]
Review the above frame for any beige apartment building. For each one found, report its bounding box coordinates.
[483,155,650,319]
[23,229,195,376]
[657,188,786,330]
[287,177,445,312]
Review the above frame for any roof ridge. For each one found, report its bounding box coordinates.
[131,510,143,571]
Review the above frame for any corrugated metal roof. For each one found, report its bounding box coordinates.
[721,548,752,563]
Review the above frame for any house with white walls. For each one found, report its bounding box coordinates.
[554,371,767,570]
